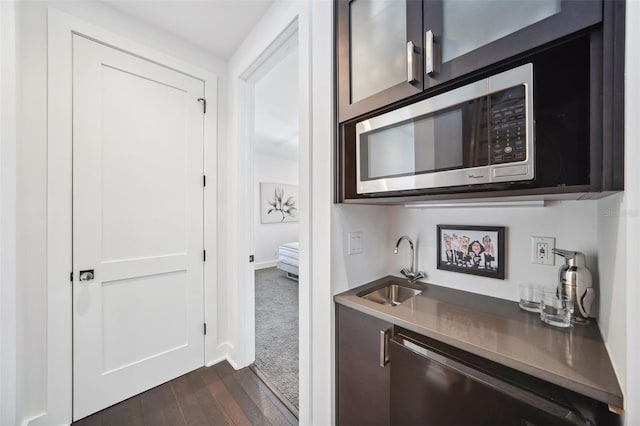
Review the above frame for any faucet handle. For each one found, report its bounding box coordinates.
[400,268,425,283]
[409,271,425,283]
[400,268,411,280]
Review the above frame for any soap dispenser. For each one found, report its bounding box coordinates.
[552,248,595,323]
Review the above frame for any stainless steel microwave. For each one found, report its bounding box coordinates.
[356,63,534,194]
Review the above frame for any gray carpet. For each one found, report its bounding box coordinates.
[255,267,299,409]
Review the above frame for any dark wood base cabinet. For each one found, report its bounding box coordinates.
[336,305,621,426]
[336,305,392,426]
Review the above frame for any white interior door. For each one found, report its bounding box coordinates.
[72,35,205,420]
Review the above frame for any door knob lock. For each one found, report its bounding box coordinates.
[79,270,95,282]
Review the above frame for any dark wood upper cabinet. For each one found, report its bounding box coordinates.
[422,0,602,89]
[334,0,624,203]
[337,0,424,122]
[337,0,603,123]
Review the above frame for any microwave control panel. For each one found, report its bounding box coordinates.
[489,85,527,164]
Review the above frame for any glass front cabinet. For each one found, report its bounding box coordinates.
[336,0,602,122]
[337,0,424,122]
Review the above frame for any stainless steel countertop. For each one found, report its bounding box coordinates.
[334,275,623,409]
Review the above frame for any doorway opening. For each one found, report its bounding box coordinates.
[249,36,300,415]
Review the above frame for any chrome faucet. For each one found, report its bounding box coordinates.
[394,236,425,283]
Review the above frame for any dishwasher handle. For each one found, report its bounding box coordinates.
[392,335,592,426]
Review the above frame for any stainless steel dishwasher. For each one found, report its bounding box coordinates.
[389,329,617,426]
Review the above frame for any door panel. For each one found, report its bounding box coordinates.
[440,0,561,63]
[337,0,424,122]
[101,271,188,373]
[72,35,205,420]
[337,305,392,425]
[100,65,189,261]
[424,0,601,88]
[349,0,408,103]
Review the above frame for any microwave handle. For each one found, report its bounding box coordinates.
[425,30,438,76]
[393,335,592,425]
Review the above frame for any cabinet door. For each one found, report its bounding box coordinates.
[336,304,392,426]
[423,0,602,88]
[337,0,423,122]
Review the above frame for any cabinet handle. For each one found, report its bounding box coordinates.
[379,329,390,367]
[425,30,437,76]
[407,41,416,83]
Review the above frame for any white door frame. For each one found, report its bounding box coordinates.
[239,21,298,367]
[45,8,218,425]
[227,1,314,421]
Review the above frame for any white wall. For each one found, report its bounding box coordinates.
[594,4,640,421]
[597,2,640,422]
[624,0,640,419]
[308,2,335,423]
[16,1,227,423]
[254,154,299,268]
[387,201,598,300]
[1,1,18,425]
[17,3,51,417]
[596,193,627,397]
[331,205,394,294]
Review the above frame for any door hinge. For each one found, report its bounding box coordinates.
[70,272,73,282]
[249,255,254,263]
[203,175,206,187]
[203,250,206,262]
[204,323,207,335]
[197,98,207,114]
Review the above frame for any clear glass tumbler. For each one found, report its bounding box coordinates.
[519,283,543,312]
[540,290,572,328]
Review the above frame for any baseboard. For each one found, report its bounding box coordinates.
[24,412,54,426]
[224,356,242,371]
[205,355,227,368]
[207,342,234,365]
[205,342,243,371]
[207,355,241,371]
[254,260,277,270]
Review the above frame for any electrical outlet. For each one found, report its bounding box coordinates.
[348,231,363,255]
[531,236,555,265]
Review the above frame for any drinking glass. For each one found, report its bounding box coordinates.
[519,283,543,312]
[540,290,571,328]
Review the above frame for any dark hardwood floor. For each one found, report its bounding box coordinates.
[72,361,298,426]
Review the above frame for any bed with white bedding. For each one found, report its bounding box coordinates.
[277,242,299,281]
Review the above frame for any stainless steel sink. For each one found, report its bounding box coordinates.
[358,282,423,306]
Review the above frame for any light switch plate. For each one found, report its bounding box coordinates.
[531,236,555,265]
[348,231,363,255]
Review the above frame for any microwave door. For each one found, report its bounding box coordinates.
[355,63,534,194]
